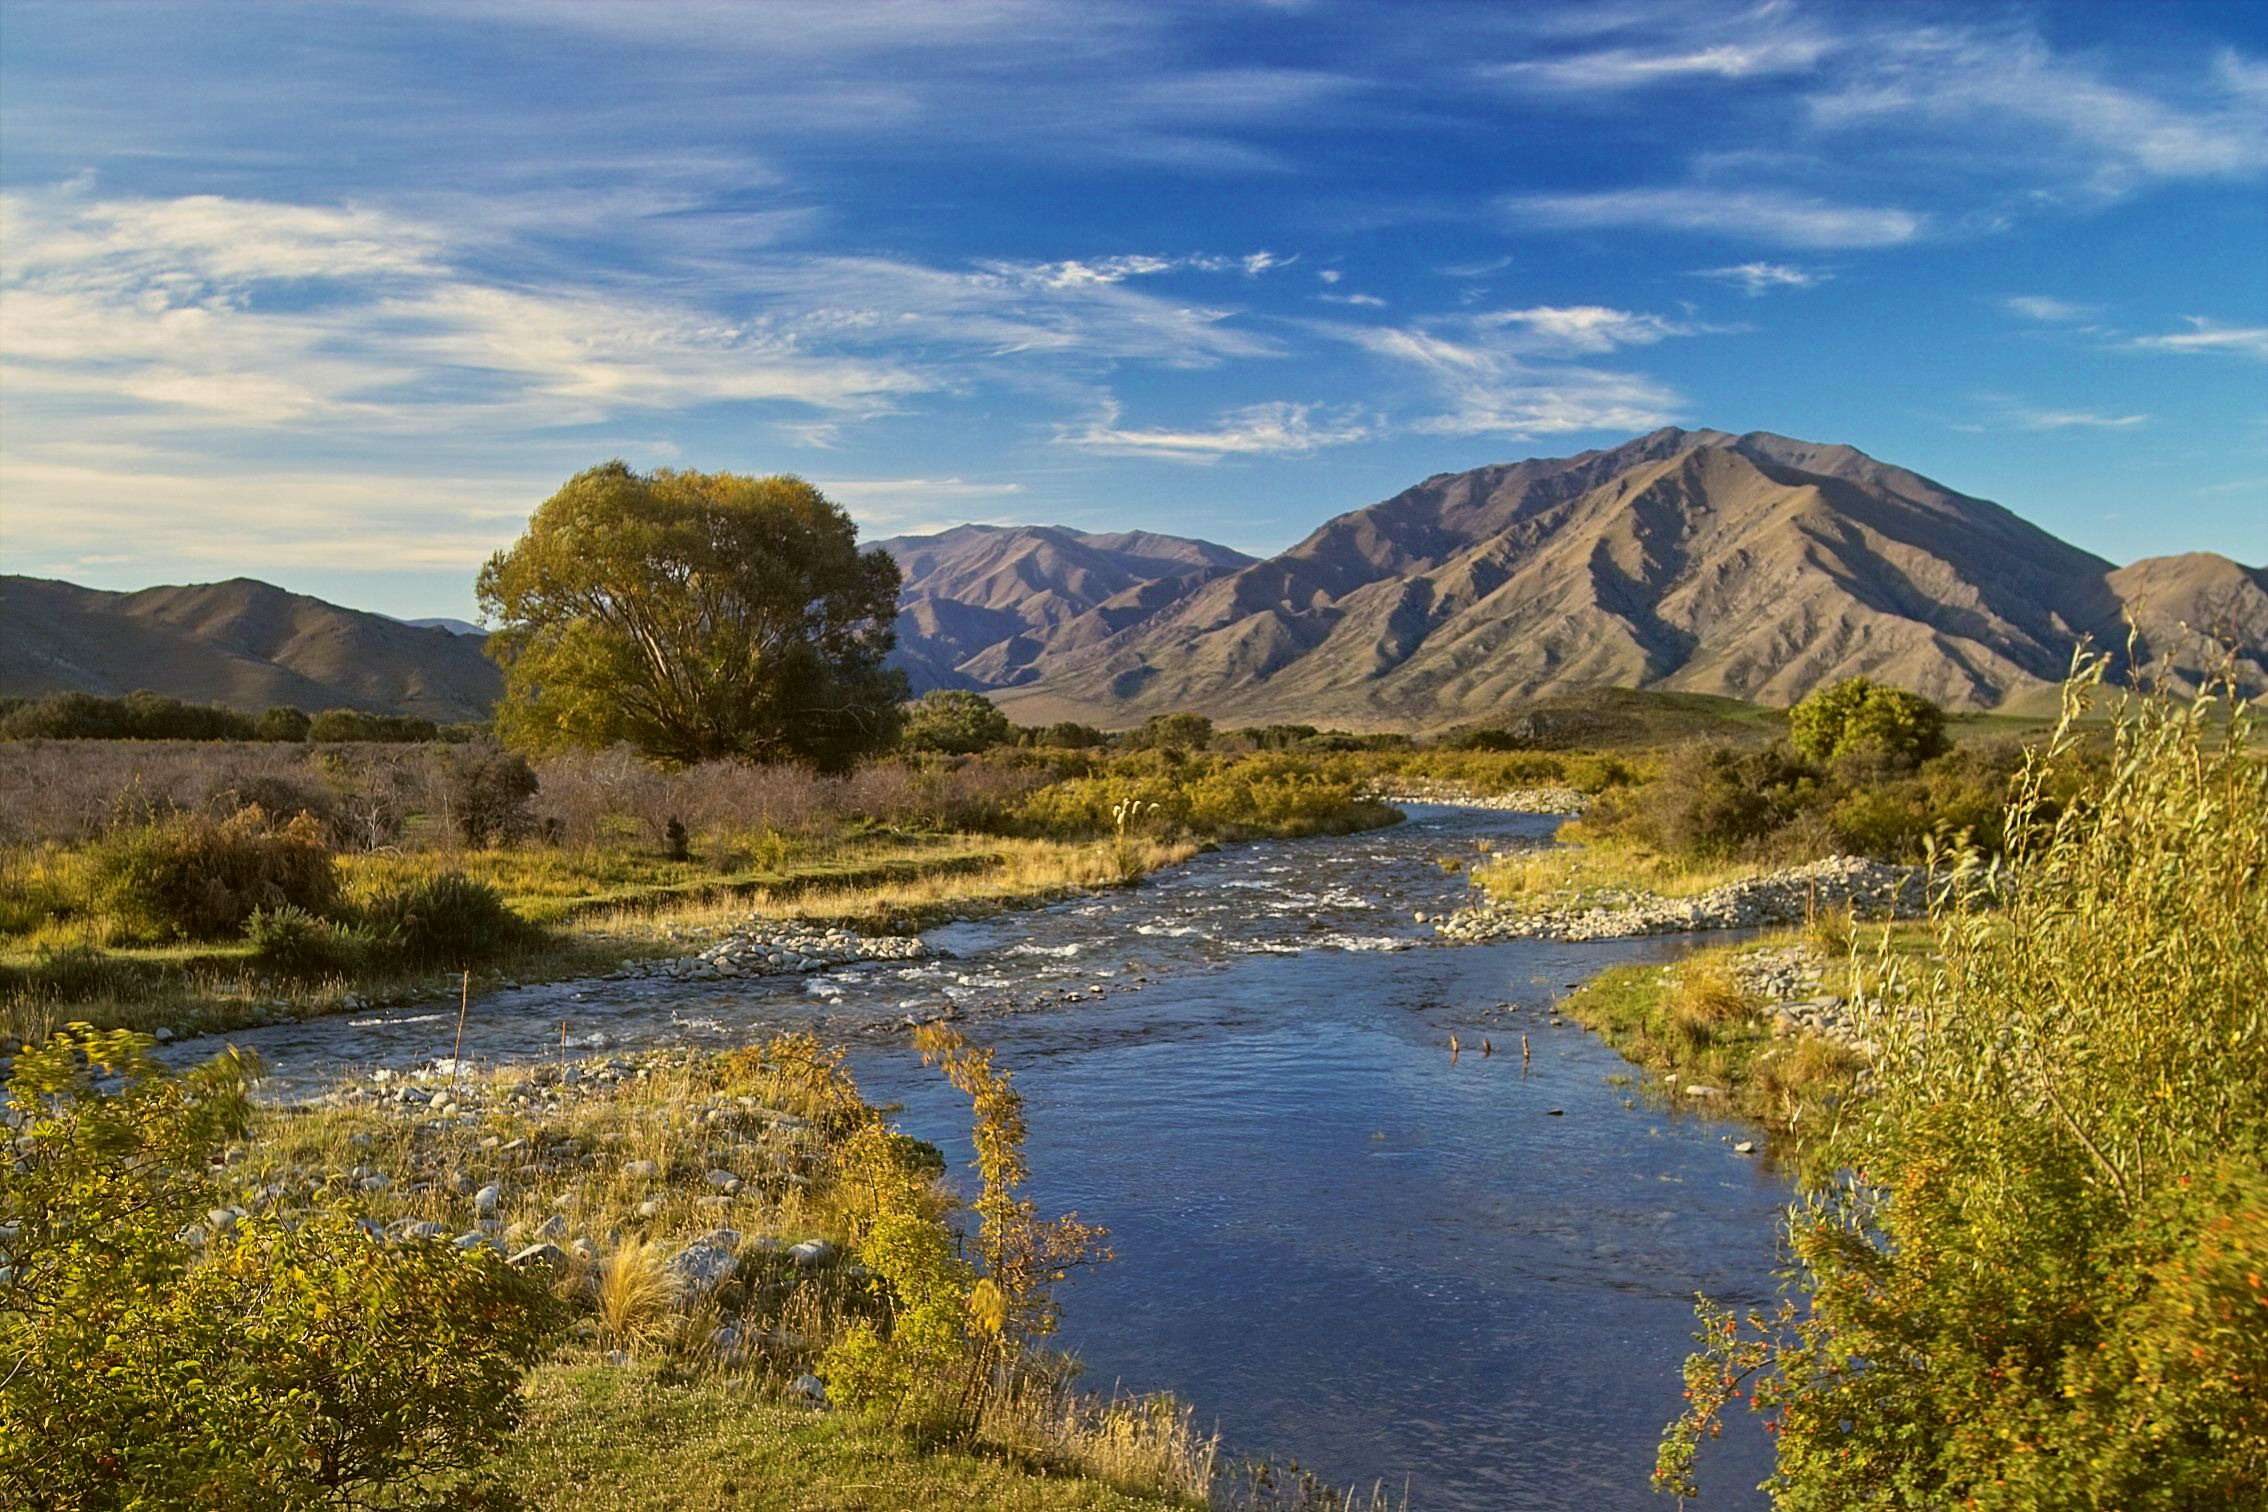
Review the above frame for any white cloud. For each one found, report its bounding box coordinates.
[1469,304,1693,354]
[2003,295,2098,322]
[1810,27,2268,196]
[1330,319,1684,439]
[2130,318,2268,360]
[1487,36,1831,91]
[1319,292,1388,308]
[2011,408,2150,431]
[1695,261,1825,295]
[1061,400,1372,460]
[1505,186,1925,248]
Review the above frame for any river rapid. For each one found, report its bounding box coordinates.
[175,805,1784,1508]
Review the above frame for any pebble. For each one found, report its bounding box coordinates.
[473,1183,503,1216]
[1436,855,1925,943]
[635,923,931,983]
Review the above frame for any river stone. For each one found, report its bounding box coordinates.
[705,1168,741,1194]
[388,1218,447,1242]
[622,1159,660,1181]
[473,1183,503,1215]
[509,1242,568,1271]
[786,1239,835,1269]
[789,1373,830,1409]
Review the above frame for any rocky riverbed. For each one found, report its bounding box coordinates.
[1435,854,1926,943]
[1731,942,1874,1054]
[1367,780,1591,814]
[616,922,932,983]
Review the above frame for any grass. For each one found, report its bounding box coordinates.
[1470,832,1764,908]
[500,1363,1190,1510]
[1557,934,1866,1157]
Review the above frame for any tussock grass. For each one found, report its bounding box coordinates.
[1472,836,1762,908]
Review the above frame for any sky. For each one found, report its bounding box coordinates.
[2,0,2264,620]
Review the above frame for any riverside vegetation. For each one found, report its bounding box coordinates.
[0,734,1398,1044]
[1,1019,1400,1508]
[1634,660,2268,1506]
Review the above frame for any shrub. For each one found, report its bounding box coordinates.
[435,744,541,846]
[0,691,260,741]
[244,904,366,977]
[1132,712,1212,751]
[0,1027,556,1507]
[1660,662,2268,1504]
[358,872,531,968]
[254,705,311,742]
[1787,676,1949,770]
[86,807,339,942]
[902,689,1015,755]
[1035,721,1106,749]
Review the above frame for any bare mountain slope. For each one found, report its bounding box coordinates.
[0,576,503,721]
[875,524,1251,691]
[983,429,2249,726]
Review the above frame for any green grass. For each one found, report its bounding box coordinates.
[1558,934,1866,1158]
[500,1364,1190,1511]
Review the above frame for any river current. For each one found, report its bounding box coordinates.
[174,805,1784,1508]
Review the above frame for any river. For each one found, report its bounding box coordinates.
[175,804,1786,1508]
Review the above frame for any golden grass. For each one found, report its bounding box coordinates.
[1472,834,1762,907]
[597,1237,679,1352]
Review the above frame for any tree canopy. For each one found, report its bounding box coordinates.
[477,464,905,768]
[901,689,1014,755]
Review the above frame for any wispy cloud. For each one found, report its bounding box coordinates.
[1468,305,1696,354]
[2011,408,2151,431]
[1695,261,1825,295]
[997,250,1290,289]
[1504,186,1925,248]
[1486,37,1831,92]
[2002,294,2098,323]
[1061,399,1372,460]
[1329,319,1685,440]
[2130,317,2268,360]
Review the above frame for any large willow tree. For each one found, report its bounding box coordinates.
[477,464,905,768]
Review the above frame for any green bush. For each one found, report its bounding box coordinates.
[1787,676,1949,769]
[254,705,312,742]
[244,904,367,977]
[1660,665,2268,1505]
[86,807,339,942]
[0,1027,557,1507]
[1131,712,1212,751]
[901,689,1015,755]
[358,872,532,968]
[0,690,259,741]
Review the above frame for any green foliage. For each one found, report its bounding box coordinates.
[1011,754,1389,842]
[1035,721,1107,749]
[478,462,905,769]
[1787,677,1949,770]
[0,1027,556,1507]
[0,690,260,741]
[1660,662,2268,1506]
[1130,712,1212,752]
[245,903,368,977]
[357,871,532,969]
[902,689,1015,755]
[85,806,339,942]
[306,707,441,743]
[255,705,313,742]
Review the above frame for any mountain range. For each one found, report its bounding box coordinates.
[6,429,2262,729]
[0,575,504,722]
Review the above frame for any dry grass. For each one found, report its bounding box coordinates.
[753,837,1198,931]
[1667,962,1754,1049]
[596,1237,678,1351]
[1472,836,1761,908]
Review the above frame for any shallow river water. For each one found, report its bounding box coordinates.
[177,806,1785,1508]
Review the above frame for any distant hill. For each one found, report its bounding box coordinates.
[0,576,503,721]
[873,524,1252,691]
[964,429,2265,726]
[8,434,2260,731]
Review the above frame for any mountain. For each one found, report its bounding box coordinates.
[964,428,2264,726]
[399,616,487,637]
[874,524,1252,691]
[0,576,503,721]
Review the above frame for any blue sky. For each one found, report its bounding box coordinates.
[2,0,2263,619]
